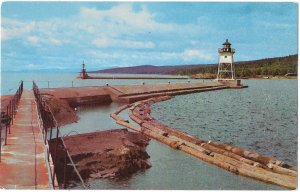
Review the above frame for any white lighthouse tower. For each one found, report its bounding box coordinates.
[217,39,235,80]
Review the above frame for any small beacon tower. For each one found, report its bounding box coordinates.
[217,39,235,80]
[79,61,89,79]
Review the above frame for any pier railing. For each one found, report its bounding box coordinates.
[0,81,23,162]
[33,81,87,189]
[22,79,198,89]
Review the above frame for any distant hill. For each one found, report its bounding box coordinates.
[90,54,298,78]
[90,64,212,74]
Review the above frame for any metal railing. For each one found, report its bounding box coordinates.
[22,79,195,89]
[0,81,23,162]
[218,48,235,53]
[32,81,87,189]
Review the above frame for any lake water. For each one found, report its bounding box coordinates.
[1,72,297,190]
[1,72,192,95]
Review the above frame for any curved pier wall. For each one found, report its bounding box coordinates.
[39,81,235,105]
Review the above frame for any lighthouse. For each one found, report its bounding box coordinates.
[217,39,235,80]
[78,61,89,79]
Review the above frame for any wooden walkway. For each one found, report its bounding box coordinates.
[0,90,50,189]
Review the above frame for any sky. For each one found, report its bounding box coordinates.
[1,2,298,72]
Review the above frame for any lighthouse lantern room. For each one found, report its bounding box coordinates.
[217,39,235,80]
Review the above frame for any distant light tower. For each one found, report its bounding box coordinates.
[79,60,89,79]
[217,39,235,80]
[82,61,86,73]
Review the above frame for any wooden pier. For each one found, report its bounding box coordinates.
[0,91,50,189]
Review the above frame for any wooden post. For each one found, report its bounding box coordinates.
[52,128,60,182]
[10,101,13,125]
[0,121,2,162]
[7,106,10,134]
[63,149,67,189]
[5,124,8,145]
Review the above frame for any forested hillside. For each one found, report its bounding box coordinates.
[172,54,297,78]
[92,54,297,78]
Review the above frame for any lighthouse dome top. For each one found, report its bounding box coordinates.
[222,39,231,46]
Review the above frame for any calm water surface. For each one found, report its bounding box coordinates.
[1,72,296,189]
[64,79,296,190]
[152,80,297,166]
[1,72,192,95]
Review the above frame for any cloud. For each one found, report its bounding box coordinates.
[79,5,173,34]
[2,17,64,46]
[49,37,62,45]
[92,37,155,49]
[86,48,214,68]
[2,18,35,41]
[26,35,62,46]
[182,49,213,61]
[27,36,39,44]
[92,38,110,47]
[2,4,169,47]
[2,3,297,71]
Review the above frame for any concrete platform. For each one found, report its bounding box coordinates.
[40,81,236,105]
[0,91,50,189]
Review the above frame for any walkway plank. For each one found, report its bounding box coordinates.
[0,90,50,189]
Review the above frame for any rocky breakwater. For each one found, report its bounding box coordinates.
[50,129,151,188]
[111,96,297,189]
[41,94,79,127]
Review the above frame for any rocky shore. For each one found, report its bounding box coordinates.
[42,94,79,127]
[50,129,151,187]
[39,94,152,187]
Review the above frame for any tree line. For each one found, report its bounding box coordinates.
[170,54,298,78]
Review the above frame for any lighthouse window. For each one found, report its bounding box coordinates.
[224,56,227,58]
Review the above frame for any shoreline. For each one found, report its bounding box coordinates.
[192,77,297,80]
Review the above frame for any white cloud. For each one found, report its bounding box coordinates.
[26,35,62,46]
[92,37,155,49]
[49,37,62,45]
[2,3,218,70]
[92,38,110,47]
[2,4,169,48]
[27,36,39,44]
[2,18,63,46]
[79,5,173,34]
[2,18,35,41]
[86,48,215,68]
[182,49,213,61]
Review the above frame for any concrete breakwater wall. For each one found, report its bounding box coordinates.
[83,75,189,80]
[39,81,240,106]
[110,96,297,189]
[34,81,242,128]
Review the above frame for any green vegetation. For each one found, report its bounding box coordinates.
[171,54,298,78]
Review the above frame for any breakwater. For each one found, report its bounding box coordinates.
[110,96,297,189]
[82,75,189,80]
[39,81,245,105]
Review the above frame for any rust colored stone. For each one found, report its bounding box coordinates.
[49,129,151,187]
